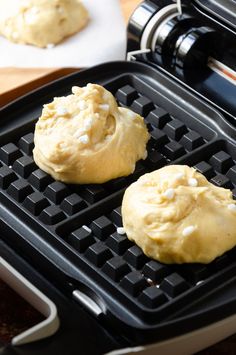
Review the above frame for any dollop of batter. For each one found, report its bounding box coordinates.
[0,0,88,48]
[33,84,149,184]
[122,165,236,264]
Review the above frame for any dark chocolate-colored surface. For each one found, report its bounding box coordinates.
[0,280,44,344]
[199,337,236,355]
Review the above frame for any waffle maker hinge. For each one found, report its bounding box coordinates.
[127,0,236,121]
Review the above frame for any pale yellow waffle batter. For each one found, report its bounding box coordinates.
[0,0,88,47]
[33,84,149,184]
[122,165,236,264]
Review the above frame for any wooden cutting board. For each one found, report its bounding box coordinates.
[0,0,140,107]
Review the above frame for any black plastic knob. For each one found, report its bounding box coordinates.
[153,13,200,67]
[174,26,218,71]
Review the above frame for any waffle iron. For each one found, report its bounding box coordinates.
[0,1,236,354]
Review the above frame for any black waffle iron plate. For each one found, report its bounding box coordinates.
[1,61,236,348]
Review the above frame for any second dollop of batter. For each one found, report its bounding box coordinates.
[122,165,236,264]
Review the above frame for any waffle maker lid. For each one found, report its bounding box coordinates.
[194,0,236,28]
[127,0,236,123]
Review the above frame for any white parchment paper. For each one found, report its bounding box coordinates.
[0,0,126,67]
